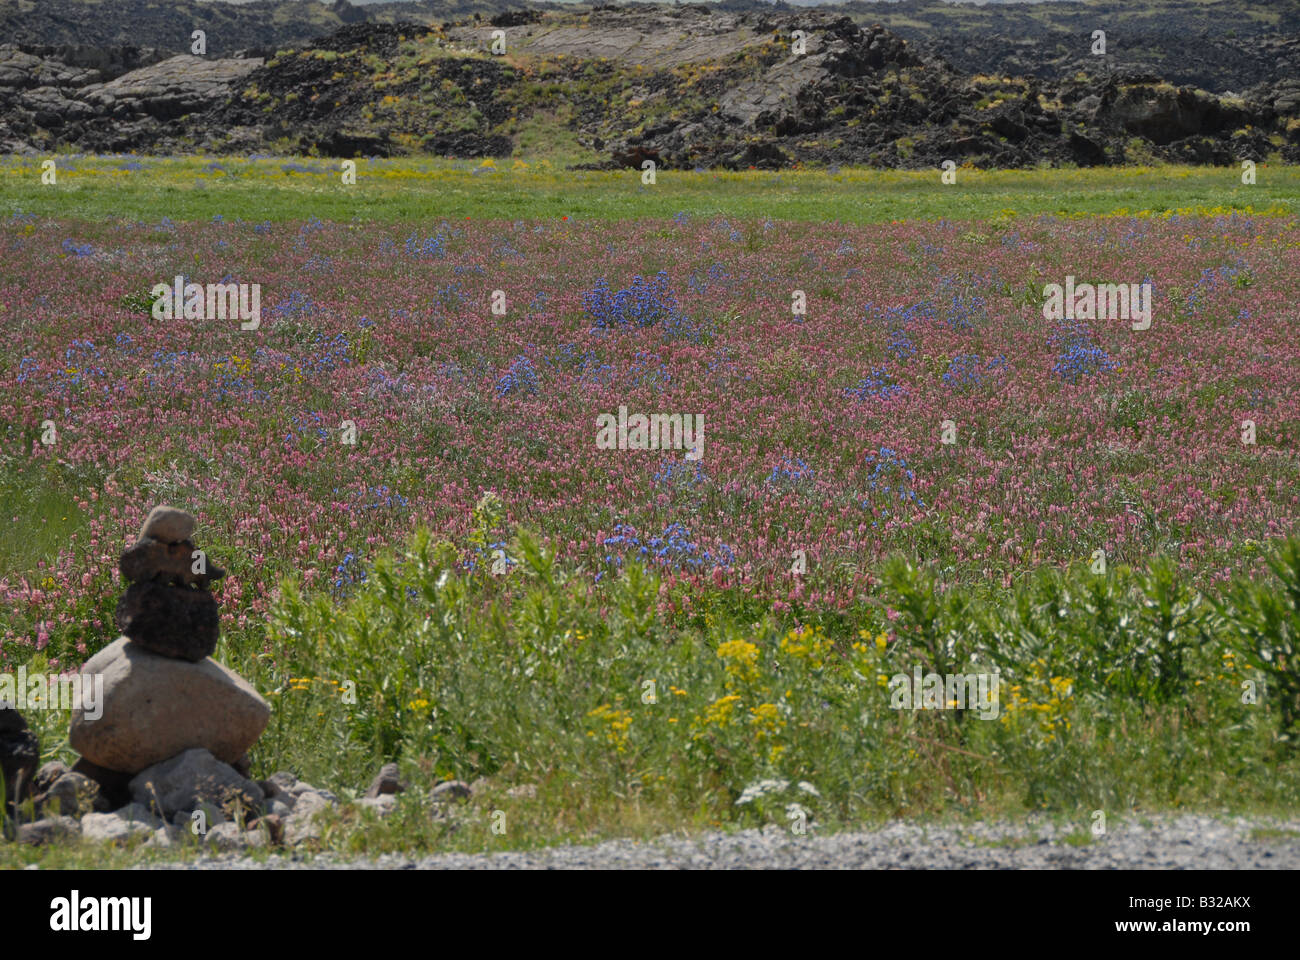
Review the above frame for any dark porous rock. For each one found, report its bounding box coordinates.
[365,762,406,798]
[37,771,100,818]
[119,536,225,588]
[115,580,220,661]
[32,760,69,796]
[71,756,134,810]
[0,705,39,805]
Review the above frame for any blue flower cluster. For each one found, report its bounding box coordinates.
[601,522,734,574]
[687,262,730,295]
[942,353,984,388]
[332,552,367,600]
[303,333,351,374]
[351,484,410,512]
[269,290,316,320]
[844,367,905,402]
[285,411,330,445]
[1050,321,1118,384]
[862,447,925,518]
[887,327,917,361]
[495,355,539,397]
[401,230,448,259]
[653,459,710,489]
[766,456,815,492]
[464,542,516,574]
[628,351,671,391]
[53,339,106,390]
[1186,260,1247,315]
[584,271,683,330]
[61,239,94,258]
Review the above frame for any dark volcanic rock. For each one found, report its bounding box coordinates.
[120,536,225,589]
[71,756,135,811]
[115,581,220,662]
[0,7,1292,169]
[0,705,38,807]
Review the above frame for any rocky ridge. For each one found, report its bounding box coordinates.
[0,8,1297,166]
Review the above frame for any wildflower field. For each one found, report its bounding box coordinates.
[2,162,1300,861]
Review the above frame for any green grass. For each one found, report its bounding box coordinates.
[3,156,1295,224]
[5,526,1300,867]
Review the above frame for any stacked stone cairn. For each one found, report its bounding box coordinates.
[7,506,480,850]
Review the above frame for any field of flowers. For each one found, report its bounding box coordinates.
[3,208,1297,663]
[2,202,1299,851]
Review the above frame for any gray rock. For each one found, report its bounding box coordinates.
[69,637,271,774]
[357,794,398,817]
[81,811,153,844]
[267,798,294,818]
[129,748,264,820]
[172,803,226,832]
[136,505,196,544]
[37,771,100,818]
[259,771,298,799]
[506,783,538,800]
[113,802,163,829]
[204,821,248,851]
[17,815,80,845]
[31,760,69,796]
[365,762,405,798]
[431,780,472,803]
[283,789,333,845]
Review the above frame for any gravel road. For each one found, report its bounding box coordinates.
[142,814,1300,869]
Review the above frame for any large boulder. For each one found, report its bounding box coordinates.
[129,748,264,820]
[68,637,270,775]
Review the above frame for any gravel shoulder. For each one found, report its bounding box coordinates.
[138,814,1300,870]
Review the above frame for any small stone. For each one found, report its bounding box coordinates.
[37,772,100,818]
[17,815,80,846]
[137,505,195,544]
[32,760,69,796]
[260,771,298,798]
[365,762,405,798]
[204,821,247,851]
[283,790,332,845]
[430,780,472,804]
[357,794,398,817]
[81,811,153,844]
[267,798,294,818]
[253,813,284,845]
[506,783,538,800]
[146,824,185,849]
